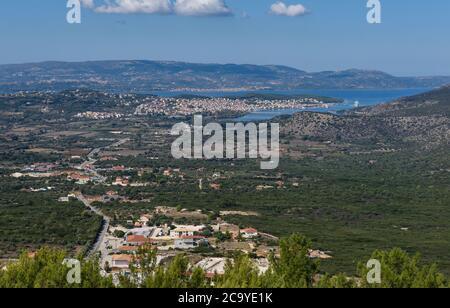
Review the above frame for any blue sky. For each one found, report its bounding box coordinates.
[1,0,449,76]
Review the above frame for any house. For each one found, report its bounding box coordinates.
[68,173,91,185]
[240,228,259,239]
[134,222,143,228]
[112,165,126,171]
[256,185,274,191]
[195,258,228,278]
[113,177,129,187]
[86,195,103,203]
[139,214,152,225]
[170,227,195,238]
[58,197,70,203]
[100,156,118,162]
[125,235,149,246]
[111,255,134,271]
[175,236,208,250]
[106,190,118,196]
[170,225,205,238]
[210,183,221,190]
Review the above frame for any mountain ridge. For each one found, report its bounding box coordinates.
[1,60,450,93]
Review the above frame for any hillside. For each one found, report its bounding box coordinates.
[282,86,450,148]
[1,60,450,93]
[360,84,450,117]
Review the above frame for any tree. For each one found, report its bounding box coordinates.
[0,247,113,288]
[357,248,448,288]
[143,255,202,288]
[316,274,357,289]
[265,234,319,288]
[215,254,262,288]
[2,236,449,289]
[113,230,125,239]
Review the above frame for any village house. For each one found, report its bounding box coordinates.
[100,156,118,161]
[125,235,150,246]
[170,225,205,238]
[113,177,129,187]
[86,195,104,203]
[210,183,221,190]
[138,214,152,226]
[175,236,209,250]
[195,258,227,278]
[68,173,91,185]
[134,222,143,228]
[112,165,126,172]
[111,255,134,272]
[256,185,274,191]
[58,197,70,203]
[240,228,259,239]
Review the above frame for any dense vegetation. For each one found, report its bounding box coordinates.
[0,234,447,288]
[0,185,102,258]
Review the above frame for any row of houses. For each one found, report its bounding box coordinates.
[108,224,260,272]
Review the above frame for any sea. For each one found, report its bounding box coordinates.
[155,88,431,122]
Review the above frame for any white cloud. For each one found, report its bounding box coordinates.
[87,0,232,16]
[174,0,232,16]
[270,2,308,17]
[80,0,95,9]
[94,0,172,14]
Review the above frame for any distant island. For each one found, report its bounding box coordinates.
[1,60,450,93]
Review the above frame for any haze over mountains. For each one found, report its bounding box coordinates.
[1,60,450,94]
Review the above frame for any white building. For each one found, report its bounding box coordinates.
[111,255,133,271]
[175,236,208,250]
[195,258,228,277]
[170,225,205,238]
[240,228,259,239]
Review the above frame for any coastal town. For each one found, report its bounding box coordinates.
[133,96,336,117]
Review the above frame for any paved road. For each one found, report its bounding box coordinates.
[77,193,111,259]
[76,138,129,259]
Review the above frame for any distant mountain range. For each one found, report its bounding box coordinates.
[1,60,450,93]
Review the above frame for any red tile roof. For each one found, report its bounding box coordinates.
[112,255,134,262]
[126,235,148,243]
